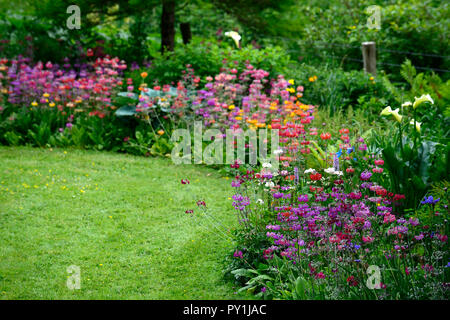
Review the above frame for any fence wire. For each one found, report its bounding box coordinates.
[271,36,449,73]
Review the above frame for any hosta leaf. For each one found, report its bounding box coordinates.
[115,105,137,117]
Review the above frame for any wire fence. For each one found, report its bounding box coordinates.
[262,35,450,73]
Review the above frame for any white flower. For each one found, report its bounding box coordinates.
[224,31,241,48]
[262,162,272,168]
[401,101,412,108]
[273,149,284,155]
[334,171,343,176]
[304,168,315,174]
[413,94,434,109]
[324,167,336,174]
[409,119,421,133]
[256,199,264,205]
[265,181,275,188]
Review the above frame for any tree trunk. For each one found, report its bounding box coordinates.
[180,22,192,45]
[161,0,176,54]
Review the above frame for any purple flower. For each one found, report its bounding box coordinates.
[231,180,241,188]
[421,195,440,205]
[261,287,266,293]
[233,250,243,259]
[273,192,283,199]
[360,171,372,181]
[414,233,424,241]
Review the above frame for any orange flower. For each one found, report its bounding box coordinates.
[140,72,148,78]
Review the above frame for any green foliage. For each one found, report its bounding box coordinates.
[134,40,291,85]
[383,59,450,117]
[285,63,394,117]
[375,96,449,211]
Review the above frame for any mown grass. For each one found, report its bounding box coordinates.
[0,146,246,299]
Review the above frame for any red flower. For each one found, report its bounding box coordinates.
[320,132,331,140]
[347,276,358,287]
[310,173,322,181]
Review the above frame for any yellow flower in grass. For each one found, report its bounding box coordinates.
[380,106,403,123]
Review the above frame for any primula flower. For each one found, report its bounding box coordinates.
[360,171,372,181]
[320,132,331,140]
[347,276,358,287]
[310,173,322,181]
[413,94,434,109]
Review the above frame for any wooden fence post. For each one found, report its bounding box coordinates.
[362,41,376,76]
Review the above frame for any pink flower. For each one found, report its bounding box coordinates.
[362,236,374,243]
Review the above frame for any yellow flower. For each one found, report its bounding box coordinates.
[288,79,295,85]
[235,116,242,121]
[157,130,164,135]
[49,102,55,107]
[31,101,38,107]
[286,87,295,93]
[413,94,434,109]
[43,93,50,98]
[228,104,235,110]
[369,76,374,81]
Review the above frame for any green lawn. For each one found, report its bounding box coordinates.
[0,146,244,299]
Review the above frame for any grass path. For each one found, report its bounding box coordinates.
[0,146,244,299]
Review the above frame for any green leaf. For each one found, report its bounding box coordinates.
[115,105,137,117]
